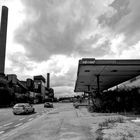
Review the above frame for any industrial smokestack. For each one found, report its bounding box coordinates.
[0,6,8,76]
[47,73,50,88]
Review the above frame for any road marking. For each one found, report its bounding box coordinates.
[0,131,4,134]
[19,118,25,121]
[14,123,23,127]
[28,118,34,121]
[3,122,13,127]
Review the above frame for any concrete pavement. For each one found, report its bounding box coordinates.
[1,104,96,140]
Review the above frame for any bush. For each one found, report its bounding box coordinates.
[92,87,140,113]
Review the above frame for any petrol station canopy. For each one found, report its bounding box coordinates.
[74,58,140,93]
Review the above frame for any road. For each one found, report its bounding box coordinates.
[0,103,97,140]
[0,104,53,136]
[1,103,140,139]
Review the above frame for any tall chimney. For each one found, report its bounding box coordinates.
[47,73,50,88]
[0,6,8,76]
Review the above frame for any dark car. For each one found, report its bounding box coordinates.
[44,102,53,108]
[13,103,35,115]
[73,102,79,108]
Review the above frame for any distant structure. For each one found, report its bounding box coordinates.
[47,73,50,88]
[0,6,8,76]
[33,75,46,101]
[45,73,54,102]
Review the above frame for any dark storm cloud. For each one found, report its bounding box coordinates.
[117,0,140,46]
[98,0,130,28]
[14,0,92,61]
[75,37,112,57]
[98,0,140,46]
[14,0,113,62]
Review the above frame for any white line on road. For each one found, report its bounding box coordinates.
[28,118,34,121]
[14,123,23,127]
[0,131,5,134]
[3,122,13,127]
[19,118,25,121]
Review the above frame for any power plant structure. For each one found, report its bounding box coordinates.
[44,73,54,102]
[0,6,8,76]
[0,6,55,106]
[47,73,50,89]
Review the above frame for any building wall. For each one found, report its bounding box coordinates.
[34,79,46,99]
[7,74,17,84]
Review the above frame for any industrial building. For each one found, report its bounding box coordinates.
[0,6,54,105]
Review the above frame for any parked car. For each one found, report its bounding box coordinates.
[44,102,53,108]
[73,102,79,108]
[13,103,35,115]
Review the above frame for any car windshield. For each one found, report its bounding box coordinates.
[14,104,26,107]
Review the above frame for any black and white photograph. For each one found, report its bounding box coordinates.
[0,0,140,139]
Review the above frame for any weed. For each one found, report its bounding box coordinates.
[99,117,124,128]
[97,117,125,139]
[121,135,128,140]
[95,135,103,140]
[127,132,134,138]
[95,128,103,140]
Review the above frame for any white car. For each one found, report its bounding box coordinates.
[13,103,35,115]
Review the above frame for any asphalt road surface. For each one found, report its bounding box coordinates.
[0,103,97,140]
[1,103,140,140]
[0,104,53,137]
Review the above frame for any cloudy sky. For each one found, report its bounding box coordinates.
[1,0,140,97]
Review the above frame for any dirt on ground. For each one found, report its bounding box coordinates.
[89,112,140,140]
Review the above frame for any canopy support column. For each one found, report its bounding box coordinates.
[87,85,91,105]
[96,75,100,96]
